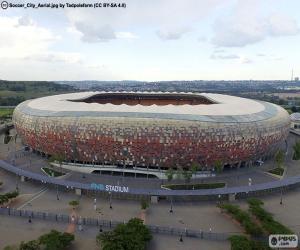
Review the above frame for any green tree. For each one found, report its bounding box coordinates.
[190,162,199,177]
[275,150,284,169]
[175,167,183,180]
[97,218,152,250]
[19,240,40,250]
[6,190,19,199]
[0,190,19,205]
[229,235,252,250]
[293,141,300,160]
[165,168,174,182]
[182,170,192,183]
[39,230,74,250]
[69,200,79,209]
[3,245,18,250]
[140,199,149,210]
[49,154,65,170]
[214,160,223,173]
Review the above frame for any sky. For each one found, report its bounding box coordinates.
[0,0,300,81]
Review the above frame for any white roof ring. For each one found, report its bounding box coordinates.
[15,91,288,123]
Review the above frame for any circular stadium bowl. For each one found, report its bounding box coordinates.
[13,92,290,170]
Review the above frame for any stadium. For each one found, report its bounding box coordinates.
[12,92,290,177]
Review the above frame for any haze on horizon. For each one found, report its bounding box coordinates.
[0,0,300,82]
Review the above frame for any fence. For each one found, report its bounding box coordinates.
[0,207,231,241]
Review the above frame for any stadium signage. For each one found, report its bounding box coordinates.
[90,183,129,193]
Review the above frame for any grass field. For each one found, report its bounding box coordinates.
[41,167,65,177]
[0,108,14,117]
[268,167,284,176]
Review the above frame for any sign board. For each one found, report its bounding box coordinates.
[91,183,129,193]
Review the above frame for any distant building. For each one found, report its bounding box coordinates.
[295,77,299,82]
[290,113,300,130]
[288,100,297,106]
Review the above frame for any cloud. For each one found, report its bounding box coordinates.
[65,0,224,42]
[85,63,108,70]
[256,53,283,61]
[210,52,253,64]
[24,52,82,64]
[239,56,252,64]
[213,49,225,53]
[0,16,82,66]
[268,56,283,61]
[198,36,207,42]
[17,16,34,26]
[71,21,138,42]
[0,16,58,58]
[156,27,190,40]
[268,13,299,36]
[210,53,239,60]
[74,22,116,42]
[211,1,300,47]
[115,32,139,39]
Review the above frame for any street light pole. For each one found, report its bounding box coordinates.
[56,184,59,200]
[280,188,283,205]
[109,192,112,209]
[94,198,97,211]
[15,173,19,191]
[169,196,173,213]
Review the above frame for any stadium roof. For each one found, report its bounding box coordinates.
[16,92,285,123]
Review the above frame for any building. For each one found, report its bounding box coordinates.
[290,113,300,130]
[13,92,290,173]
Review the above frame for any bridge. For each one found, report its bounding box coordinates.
[1,159,299,201]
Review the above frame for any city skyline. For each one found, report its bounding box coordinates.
[0,0,300,81]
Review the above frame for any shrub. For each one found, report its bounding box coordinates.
[19,240,40,250]
[214,159,223,173]
[11,230,74,250]
[69,200,79,208]
[141,199,149,210]
[268,168,284,176]
[165,168,174,182]
[229,235,271,250]
[275,150,284,168]
[247,198,264,207]
[247,199,293,234]
[229,235,252,250]
[39,230,74,250]
[220,204,263,237]
[41,167,64,177]
[292,141,300,160]
[97,218,152,250]
[3,246,18,250]
[0,190,19,205]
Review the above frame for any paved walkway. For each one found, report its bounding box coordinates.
[66,209,78,234]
